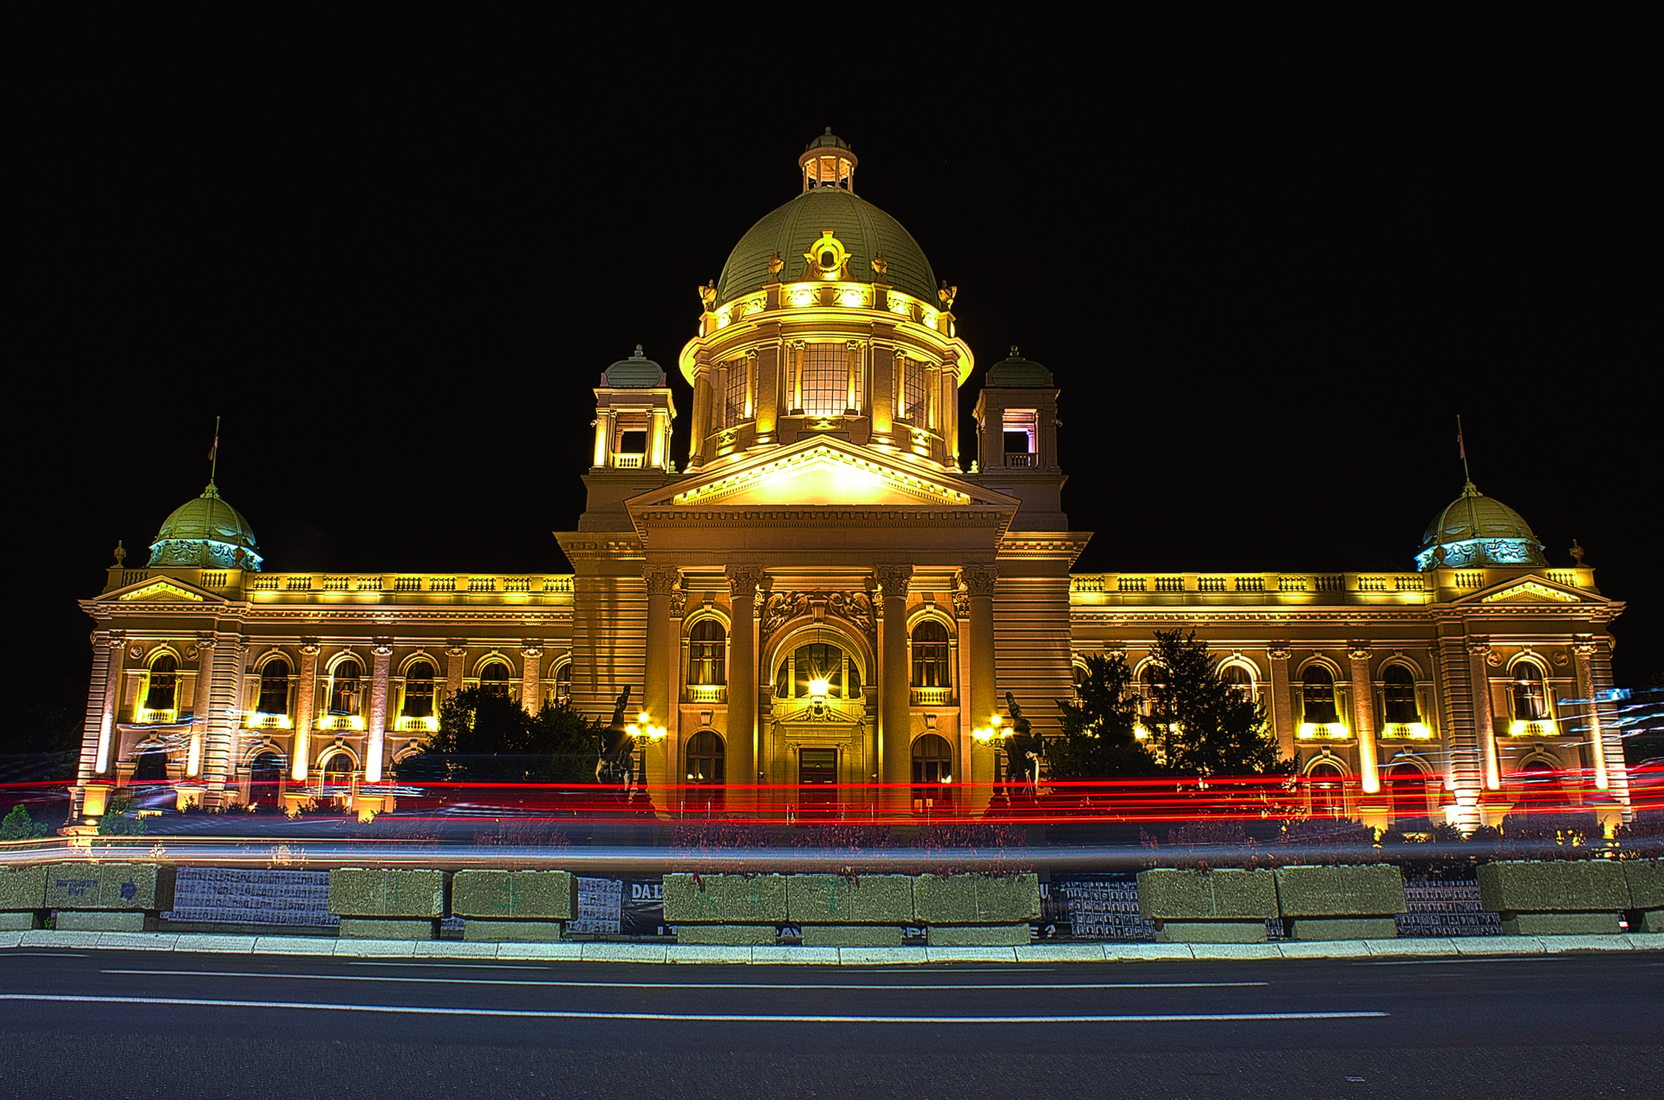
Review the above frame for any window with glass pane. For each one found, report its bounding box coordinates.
[1220,663,1254,699]
[257,659,291,714]
[686,730,725,785]
[553,662,572,706]
[782,642,859,698]
[688,620,727,686]
[144,655,178,710]
[911,621,950,687]
[1383,665,1419,723]
[479,661,512,696]
[330,659,362,715]
[723,360,747,425]
[402,661,435,717]
[1302,666,1339,724]
[899,357,928,421]
[1512,662,1548,720]
[800,344,850,416]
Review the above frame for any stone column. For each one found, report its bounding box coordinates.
[962,566,998,735]
[445,642,467,708]
[1571,636,1612,794]
[643,567,677,792]
[197,634,244,803]
[876,563,915,790]
[88,630,126,779]
[1348,642,1380,793]
[725,564,763,793]
[1580,636,1633,814]
[293,640,320,781]
[1267,643,1295,758]
[520,643,543,714]
[365,639,392,783]
[1467,638,1501,792]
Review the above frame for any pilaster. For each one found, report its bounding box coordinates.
[1348,642,1379,794]
[725,564,764,791]
[365,639,392,783]
[876,563,914,790]
[293,640,320,781]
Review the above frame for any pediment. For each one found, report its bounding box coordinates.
[97,574,227,605]
[630,439,1019,512]
[1458,575,1605,606]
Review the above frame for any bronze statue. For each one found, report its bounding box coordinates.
[1003,691,1042,785]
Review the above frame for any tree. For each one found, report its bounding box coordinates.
[395,686,607,783]
[1050,653,1157,778]
[1143,629,1290,779]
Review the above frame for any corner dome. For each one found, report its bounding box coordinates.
[148,483,263,571]
[1415,481,1546,571]
[715,133,938,306]
[601,345,666,388]
[985,346,1052,388]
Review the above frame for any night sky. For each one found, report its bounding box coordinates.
[13,5,1660,736]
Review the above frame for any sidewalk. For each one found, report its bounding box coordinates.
[5,929,1661,964]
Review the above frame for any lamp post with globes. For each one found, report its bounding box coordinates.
[972,712,1008,792]
[623,710,667,799]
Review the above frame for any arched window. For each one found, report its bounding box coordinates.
[478,660,512,697]
[144,654,178,711]
[911,732,953,809]
[249,752,284,806]
[329,659,363,715]
[402,660,435,718]
[1511,661,1549,721]
[910,621,950,688]
[686,731,725,785]
[1382,760,1430,824]
[257,658,291,715]
[552,661,572,707]
[1139,663,1166,720]
[688,620,727,686]
[1383,665,1419,724]
[321,753,354,790]
[1302,665,1339,725]
[1219,662,1255,700]
[776,641,861,699]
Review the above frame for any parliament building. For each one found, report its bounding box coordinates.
[73,132,1634,831]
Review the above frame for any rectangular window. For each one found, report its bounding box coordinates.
[723,360,748,425]
[899,357,928,422]
[800,344,847,417]
[1002,409,1038,467]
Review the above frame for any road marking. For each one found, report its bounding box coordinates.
[2,994,1385,1024]
[1,951,90,958]
[1363,957,1569,966]
[101,968,1269,991]
[347,961,554,971]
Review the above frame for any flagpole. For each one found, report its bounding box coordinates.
[208,416,221,485]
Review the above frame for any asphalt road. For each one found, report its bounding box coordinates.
[3,948,1660,1098]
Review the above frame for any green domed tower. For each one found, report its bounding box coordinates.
[1414,479,1546,571]
[147,481,264,571]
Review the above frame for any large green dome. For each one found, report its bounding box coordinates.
[1414,481,1546,571]
[715,187,939,306]
[148,482,264,571]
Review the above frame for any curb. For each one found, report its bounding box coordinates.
[5,929,1662,963]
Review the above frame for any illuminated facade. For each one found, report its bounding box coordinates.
[73,132,1632,830]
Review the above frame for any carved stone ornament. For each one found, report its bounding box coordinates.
[726,565,765,601]
[522,643,544,659]
[960,564,997,597]
[447,642,468,658]
[372,639,394,657]
[183,644,200,662]
[873,563,913,598]
[128,644,144,661]
[1104,644,1128,661]
[1267,643,1292,662]
[1347,641,1372,661]
[668,589,688,618]
[644,567,679,597]
[952,588,970,619]
[1466,638,1492,658]
[298,639,321,657]
[761,590,877,639]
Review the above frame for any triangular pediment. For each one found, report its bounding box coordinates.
[1456,574,1606,606]
[95,574,228,605]
[630,438,1019,511]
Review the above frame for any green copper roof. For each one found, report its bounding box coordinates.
[985,347,1053,388]
[601,345,665,388]
[148,482,263,571]
[715,188,938,306]
[1414,481,1546,571]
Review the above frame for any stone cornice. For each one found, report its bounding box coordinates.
[635,507,1011,529]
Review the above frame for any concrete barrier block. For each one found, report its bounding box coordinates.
[1275,864,1406,917]
[1155,919,1268,943]
[1477,860,1628,915]
[55,911,145,932]
[786,874,913,923]
[462,918,566,943]
[1286,916,1398,941]
[328,869,444,918]
[1501,912,1621,936]
[662,874,787,922]
[1621,859,1664,909]
[915,873,1040,923]
[801,925,905,947]
[925,924,1029,947]
[451,870,577,920]
[674,924,778,946]
[337,917,437,940]
[1137,868,1277,921]
[44,863,174,911]
[0,865,47,911]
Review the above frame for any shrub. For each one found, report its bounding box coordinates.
[96,791,147,836]
[1277,817,1380,865]
[1154,819,1268,871]
[1,805,49,840]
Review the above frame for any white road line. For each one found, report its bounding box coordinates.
[1363,957,1568,966]
[2,994,1386,1024]
[100,969,1269,991]
[347,961,554,971]
[1,951,91,957]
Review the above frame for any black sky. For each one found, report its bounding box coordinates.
[12,5,1660,720]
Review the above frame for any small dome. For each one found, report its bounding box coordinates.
[805,126,850,151]
[1415,481,1546,571]
[601,345,665,388]
[985,346,1052,388]
[148,483,263,571]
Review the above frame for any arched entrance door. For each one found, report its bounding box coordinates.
[911,733,953,813]
[767,627,871,814]
[1382,760,1431,828]
[249,752,284,807]
[1307,761,1346,819]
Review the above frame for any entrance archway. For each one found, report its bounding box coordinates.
[249,752,284,806]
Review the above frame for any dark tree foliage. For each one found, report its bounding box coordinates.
[1050,652,1156,779]
[1144,629,1290,779]
[395,686,606,783]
